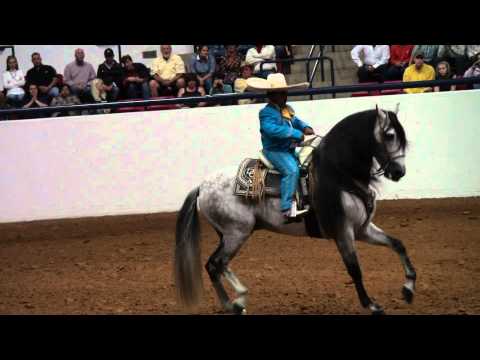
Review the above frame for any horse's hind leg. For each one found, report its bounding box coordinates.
[360,223,416,304]
[205,230,249,315]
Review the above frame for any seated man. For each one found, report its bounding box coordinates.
[25,52,59,100]
[385,45,414,81]
[246,73,315,221]
[351,45,390,83]
[97,48,122,101]
[403,52,435,94]
[120,55,151,99]
[63,48,96,102]
[150,45,186,97]
[245,44,277,79]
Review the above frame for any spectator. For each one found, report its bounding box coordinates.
[210,73,234,106]
[466,46,480,66]
[351,45,390,83]
[434,61,456,92]
[150,45,186,97]
[0,90,10,120]
[216,45,242,86]
[438,45,470,76]
[50,84,82,117]
[120,55,151,99]
[410,45,441,67]
[91,77,114,114]
[275,45,293,74]
[63,48,96,102]
[234,63,256,105]
[25,52,59,100]
[189,45,216,94]
[2,55,26,108]
[97,48,122,101]
[245,45,277,79]
[385,45,414,81]
[403,52,435,94]
[463,55,480,90]
[21,84,48,119]
[177,73,207,108]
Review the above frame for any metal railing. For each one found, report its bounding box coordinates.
[259,56,335,92]
[0,77,479,120]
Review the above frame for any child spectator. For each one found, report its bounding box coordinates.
[121,55,151,99]
[245,45,277,79]
[22,84,48,119]
[50,84,82,117]
[177,73,207,108]
[403,52,435,94]
[210,73,234,106]
[385,45,414,81]
[434,61,456,92]
[3,55,26,108]
[91,77,114,114]
[189,45,216,94]
[234,63,256,105]
[438,45,469,76]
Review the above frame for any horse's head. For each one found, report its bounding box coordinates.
[373,104,407,182]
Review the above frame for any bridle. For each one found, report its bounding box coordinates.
[371,117,405,178]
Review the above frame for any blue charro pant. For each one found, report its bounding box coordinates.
[263,149,300,212]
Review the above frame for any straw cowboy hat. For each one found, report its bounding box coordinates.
[246,73,309,92]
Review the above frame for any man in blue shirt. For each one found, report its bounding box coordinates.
[247,73,315,221]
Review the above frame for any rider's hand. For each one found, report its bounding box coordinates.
[304,127,314,135]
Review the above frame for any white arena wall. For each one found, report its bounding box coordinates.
[0,90,479,223]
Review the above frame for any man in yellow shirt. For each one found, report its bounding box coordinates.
[149,45,186,97]
[403,52,435,94]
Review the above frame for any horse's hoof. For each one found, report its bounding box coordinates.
[369,303,385,315]
[232,302,246,315]
[402,286,414,304]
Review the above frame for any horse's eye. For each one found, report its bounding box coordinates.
[385,133,395,141]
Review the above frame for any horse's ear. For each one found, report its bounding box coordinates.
[395,103,400,115]
[376,105,388,128]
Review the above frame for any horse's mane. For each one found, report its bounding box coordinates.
[311,109,406,239]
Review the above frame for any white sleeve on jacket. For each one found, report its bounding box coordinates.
[16,70,26,87]
[374,46,390,68]
[351,45,364,67]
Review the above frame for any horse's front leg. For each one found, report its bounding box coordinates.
[335,226,385,315]
[359,223,416,304]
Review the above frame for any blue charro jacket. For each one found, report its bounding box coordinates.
[259,103,311,151]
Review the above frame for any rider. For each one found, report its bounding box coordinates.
[246,73,315,221]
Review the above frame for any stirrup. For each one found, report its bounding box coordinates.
[284,201,309,219]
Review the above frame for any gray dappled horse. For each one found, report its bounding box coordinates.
[174,105,416,315]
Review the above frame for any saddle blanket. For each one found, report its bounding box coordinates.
[233,158,281,198]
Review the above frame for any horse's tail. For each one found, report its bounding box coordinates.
[174,187,203,308]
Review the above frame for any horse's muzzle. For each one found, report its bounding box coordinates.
[386,162,405,182]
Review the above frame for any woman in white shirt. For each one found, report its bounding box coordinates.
[2,56,26,107]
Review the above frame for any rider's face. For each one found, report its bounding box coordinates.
[269,91,288,107]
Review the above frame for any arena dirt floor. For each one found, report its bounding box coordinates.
[0,197,479,315]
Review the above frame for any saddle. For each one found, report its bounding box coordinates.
[233,136,323,210]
